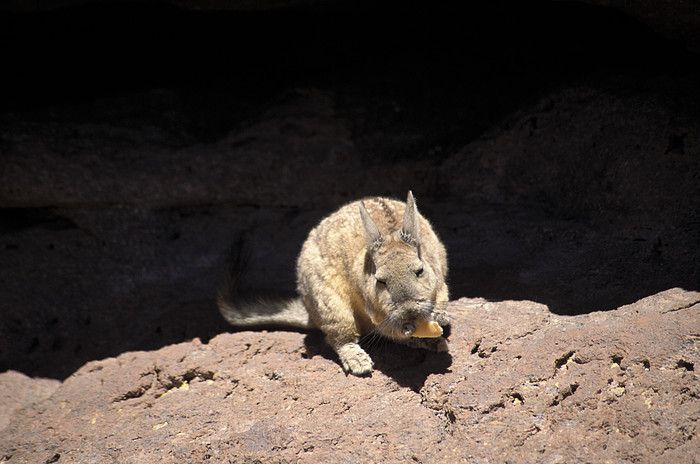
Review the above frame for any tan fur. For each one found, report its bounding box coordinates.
[219,191,449,376]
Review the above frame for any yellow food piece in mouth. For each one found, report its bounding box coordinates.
[412,319,443,338]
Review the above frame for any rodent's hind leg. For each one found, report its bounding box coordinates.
[306,290,374,376]
[333,340,374,376]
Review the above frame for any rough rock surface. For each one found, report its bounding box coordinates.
[0,371,59,432]
[1,288,698,463]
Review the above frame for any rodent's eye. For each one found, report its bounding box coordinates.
[415,266,424,277]
[375,277,386,285]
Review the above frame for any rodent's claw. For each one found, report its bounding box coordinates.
[337,342,374,376]
[433,309,450,326]
[402,321,417,337]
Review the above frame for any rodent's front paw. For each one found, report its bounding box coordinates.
[433,310,450,326]
[433,310,451,339]
[336,342,374,376]
[402,320,417,337]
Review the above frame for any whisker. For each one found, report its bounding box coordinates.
[415,299,449,319]
[360,331,382,351]
[361,319,388,342]
[360,298,451,348]
[360,317,395,349]
[434,300,449,311]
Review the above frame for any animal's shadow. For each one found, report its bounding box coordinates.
[303,328,453,391]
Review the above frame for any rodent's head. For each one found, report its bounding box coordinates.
[360,192,442,338]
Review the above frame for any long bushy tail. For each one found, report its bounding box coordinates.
[217,295,314,329]
[217,234,314,329]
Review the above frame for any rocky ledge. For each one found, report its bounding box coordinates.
[2,288,698,463]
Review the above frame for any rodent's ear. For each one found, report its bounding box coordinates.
[400,191,421,254]
[359,201,382,250]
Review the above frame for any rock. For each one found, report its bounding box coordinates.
[1,288,698,463]
[0,371,60,432]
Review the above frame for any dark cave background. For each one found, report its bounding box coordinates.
[1,0,698,379]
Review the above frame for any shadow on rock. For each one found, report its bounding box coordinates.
[372,346,453,391]
[303,331,453,390]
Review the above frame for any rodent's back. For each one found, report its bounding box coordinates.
[296,196,447,296]
[297,197,408,278]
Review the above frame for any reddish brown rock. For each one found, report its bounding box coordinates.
[0,371,59,432]
[1,288,697,463]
